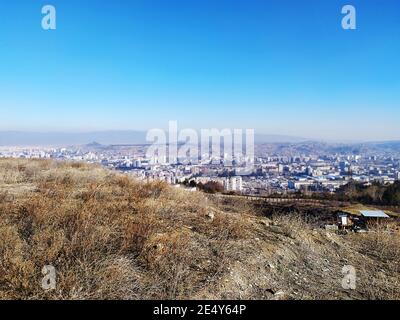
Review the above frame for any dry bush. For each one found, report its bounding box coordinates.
[348,222,400,299]
[367,223,400,262]
[140,229,201,299]
[271,213,311,239]
[0,161,25,184]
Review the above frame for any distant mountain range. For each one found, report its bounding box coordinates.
[0,131,307,147]
[0,131,148,147]
[0,131,399,152]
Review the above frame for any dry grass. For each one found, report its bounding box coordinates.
[0,159,399,300]
[0,159,249,300]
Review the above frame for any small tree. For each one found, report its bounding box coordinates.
[198,181,224,194]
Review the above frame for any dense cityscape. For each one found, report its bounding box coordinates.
[1,141,399,196]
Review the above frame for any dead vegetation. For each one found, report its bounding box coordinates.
[0,159,399,300]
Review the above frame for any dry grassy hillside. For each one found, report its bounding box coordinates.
[0,159,399,300]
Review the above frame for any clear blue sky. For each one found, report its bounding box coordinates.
[0,0,399,141]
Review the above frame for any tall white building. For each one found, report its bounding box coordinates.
[226,176,243,192]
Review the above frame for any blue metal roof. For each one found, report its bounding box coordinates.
[360,210,389,218]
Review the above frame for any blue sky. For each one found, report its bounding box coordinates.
[0,0,399,141]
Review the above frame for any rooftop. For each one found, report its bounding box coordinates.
[360,210,390,218]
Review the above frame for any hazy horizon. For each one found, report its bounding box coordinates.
[1,129,400,147]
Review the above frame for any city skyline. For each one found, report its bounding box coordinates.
[0,0,399,140]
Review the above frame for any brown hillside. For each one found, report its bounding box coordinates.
[0,159,399,300]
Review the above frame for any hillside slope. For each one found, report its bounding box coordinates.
[0,159,399,300]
